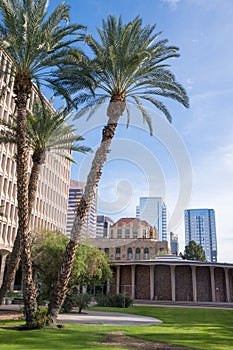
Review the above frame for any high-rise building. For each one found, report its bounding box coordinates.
[184,208,217,262]
[170,232,179,256]
[66,180,97,239]
[0,50,72,285]
[136,197,167,241]
[96,215,114,238]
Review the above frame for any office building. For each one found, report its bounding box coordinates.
[96,215,114,238]
[66,180,97,239]
[170,232,179,256]
[136,197,167,241]
[184,208,217,262]
[0,50,71,286]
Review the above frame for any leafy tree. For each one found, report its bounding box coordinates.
[31,230,112,304]
[0,102,90,306]
[180,240,207,261]
[0,0,85,327]
[48,15,189,323]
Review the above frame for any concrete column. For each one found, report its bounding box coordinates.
[131,265,136,299]
[210,266,216,302]
[0,253,8,287]
[116,265,120,294]
[224,268,231,303]
[106,280,110,293]
[149,265,155,300]
[191,265,197,302]
[170,265,176,302]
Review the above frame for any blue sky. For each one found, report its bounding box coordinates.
[50,0,233,262]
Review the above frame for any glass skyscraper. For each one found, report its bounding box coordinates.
[184,208,217,262]
[136,197,167,241]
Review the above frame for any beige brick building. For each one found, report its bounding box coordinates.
[0,50,71,285]
[90,217,169,262]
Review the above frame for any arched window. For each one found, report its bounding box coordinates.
[144,248,149,260]
[104,248,109,256]
[135,247,141,260]
[115,247,121,260]
[127,248,132,260]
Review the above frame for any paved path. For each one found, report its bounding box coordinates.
[58,310,162,326]
[0,304,162,326]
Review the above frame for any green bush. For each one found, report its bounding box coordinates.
[62,291,92,313]
[30,307,48,329]
[95,293,132,308]
[94,293,110,307]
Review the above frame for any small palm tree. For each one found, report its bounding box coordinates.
[0,0,85,327]
[0,102,91,306]
[47,15,189,323]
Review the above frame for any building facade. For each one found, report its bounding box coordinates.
[66,180,97,239]
[0,50,72,286]
[110,258,233,304]
[136,197,167,241]
[185,209,217,262]
[91,217,168,262]
[170,232,179,256]
[96,215,114,238]
[109,217,158,240]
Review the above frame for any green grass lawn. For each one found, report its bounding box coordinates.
[0,306,232,350]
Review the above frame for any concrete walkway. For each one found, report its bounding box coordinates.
[58,310,162,326]
[0,304,162,326]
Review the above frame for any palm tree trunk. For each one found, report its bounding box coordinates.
[0,159,42,306]
[15,84,38,328]
[47,98,125,324]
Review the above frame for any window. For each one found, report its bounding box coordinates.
[135,247,141,260]
[142,229,146,239]
[117,229,122,238]
[115,248,121,260]
[127,248,132,260]
[125,228,130,238]
[104,248,109,256]
[133,229,138,238]
[144,248,149,260]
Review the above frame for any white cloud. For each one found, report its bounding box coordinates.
[160,0,180,10]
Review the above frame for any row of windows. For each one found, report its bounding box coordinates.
[111,228,154,239]
[104,247,150,261]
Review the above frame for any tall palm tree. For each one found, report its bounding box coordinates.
[47,15,189,323]
[0,0,85,327]
[0,102,91,306]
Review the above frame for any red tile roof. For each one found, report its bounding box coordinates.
[112,217,151,227]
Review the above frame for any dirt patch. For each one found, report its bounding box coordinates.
[100,331,193,350]
[0,310,23,321]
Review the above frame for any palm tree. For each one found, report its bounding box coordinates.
[47,15,189,323]
[0,102,91,306]
[0,0,85,327]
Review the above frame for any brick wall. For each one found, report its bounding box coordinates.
[196,266,212,302]
[120,265,132,296]
[135,265,150,299]
[214,267,226,302]
[154,265,172,301]
[229,269,233,301]
[175,266,193,301]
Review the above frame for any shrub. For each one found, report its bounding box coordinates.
[27,307,48,329]
[62,291,92,313]
[95,293,132,308]
[95,293,110,307]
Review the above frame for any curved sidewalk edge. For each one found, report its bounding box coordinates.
[58,310,162,326]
